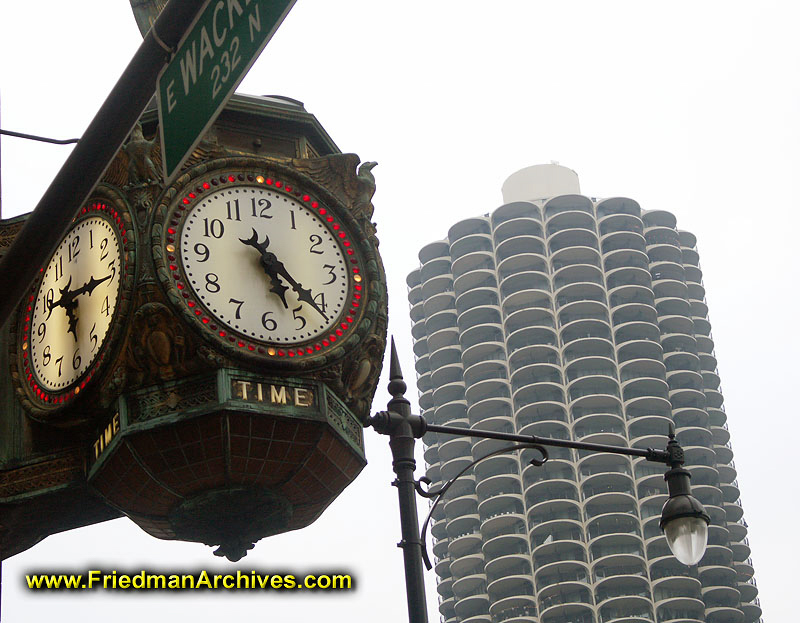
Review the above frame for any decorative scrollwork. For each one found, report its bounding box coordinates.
[418,442,548,570]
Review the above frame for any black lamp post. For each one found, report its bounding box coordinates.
[369,340,711,623]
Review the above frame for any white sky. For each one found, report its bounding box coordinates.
[1,1,798,621]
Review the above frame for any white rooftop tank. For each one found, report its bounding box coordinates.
[501,164,581,202]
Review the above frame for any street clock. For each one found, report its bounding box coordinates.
[11,194,135,421]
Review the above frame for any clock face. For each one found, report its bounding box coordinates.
[175,182,354,346]
[27,211,123,394]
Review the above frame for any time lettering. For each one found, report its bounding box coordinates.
[232,379,314,408]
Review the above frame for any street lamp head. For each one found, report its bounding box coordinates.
[660,489,710,565]
[659,427,710,566]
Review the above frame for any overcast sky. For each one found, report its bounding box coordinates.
[1,1,798,621]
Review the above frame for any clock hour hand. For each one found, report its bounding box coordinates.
[49,273,113,340]
[239,230,289,308]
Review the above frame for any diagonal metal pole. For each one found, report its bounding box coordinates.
[0,0,208,327]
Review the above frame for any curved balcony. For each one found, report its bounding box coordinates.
[559,298,608,325]
[528,498,582,529]
[705,606,744,623]
[449,223,491,254]
[498,254,548,285]
[502,289,553,323]
[546,207,595,234]
[460,322,503,352]
[549,227,600,255]
[535,559,590,591]
[501,271,551,300]
[457,302,501,331]
[597,596,653,623]
[467,395,512,426]
[601,228,647,255]
[454,267,497,298]
[492,201,541,228]
[597,197,640,219]
[606,264,651,290]
[455,286,499,316]
[451,251,494,282]
[562,318,613,346]
[583,472,637,502]
[483,529,529,559]
[611,300,658,329]
[511,363,562,393]
[599,213,644,239]
[540,602,594,623]
[551,244,602,271]
[655,597,705,622]
[507,325,558,355]
[423,287,456,316]
[505,305,554,335]
[453,589,490,620]
[490,595,537,623]
[544,194,594,219]
[564,337,616,365]
[431,361,464,387]
[513,381,564,411]
[554,263,604,290]
[588,513,641,543]
[574,412,626,440]
[421,271,454,302]
[494,215,543,245]
[450,551,485,584]
[426,310,458,337]
[496,235,546,263]
[420,255,453,285]
[516,401,568,429]
[584,491,639,521]
[647,241,683,265]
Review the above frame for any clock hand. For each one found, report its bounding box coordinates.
[48,273,114,340]
[239,229,328,321]
[270,259,329,322]
[239,230,289,308]
[259,253,290,309]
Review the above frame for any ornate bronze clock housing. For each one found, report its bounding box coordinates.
[152,157,370,370]
[1,95,387,562]
[10,190,135,421]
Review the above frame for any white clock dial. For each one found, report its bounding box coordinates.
[179,185,351,344]
[29,215,123,391]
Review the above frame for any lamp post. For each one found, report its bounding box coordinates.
[369,340,710,623]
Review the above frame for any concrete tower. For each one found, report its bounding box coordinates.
[407,165,760,623]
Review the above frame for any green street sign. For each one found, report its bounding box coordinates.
[157,0,297,180]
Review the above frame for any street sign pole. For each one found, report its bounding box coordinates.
[0,0,208,327]
[158,0,297,181]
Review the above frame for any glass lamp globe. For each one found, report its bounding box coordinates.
[661,493,710,566]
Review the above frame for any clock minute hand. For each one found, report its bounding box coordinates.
[72,273,113,297]
[271,260,329,322]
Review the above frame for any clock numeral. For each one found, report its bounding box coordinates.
[226,199,241,221]
[72,348,81,371]
[194,243,210,263]
[205,273,220,293]
[68,235,80,263]
[100,237,109,261]
[43,344,51,366]
[55,356,63,377]
[203,218,225,239]
[90,322,98,351]
[313,292,327,314]
[101,296,110,317]
[322,264,337,285]
[292,306,307,330]
[54,255,64,281]
[261,311,277,331]
[90,230,94,249]
[44,289,54,315]
[289,210,297,230]
[108,260,116,283]
[229,298,244,319]
[309,235,323,255]
[37,323,46,343]
[250,197,272,218]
